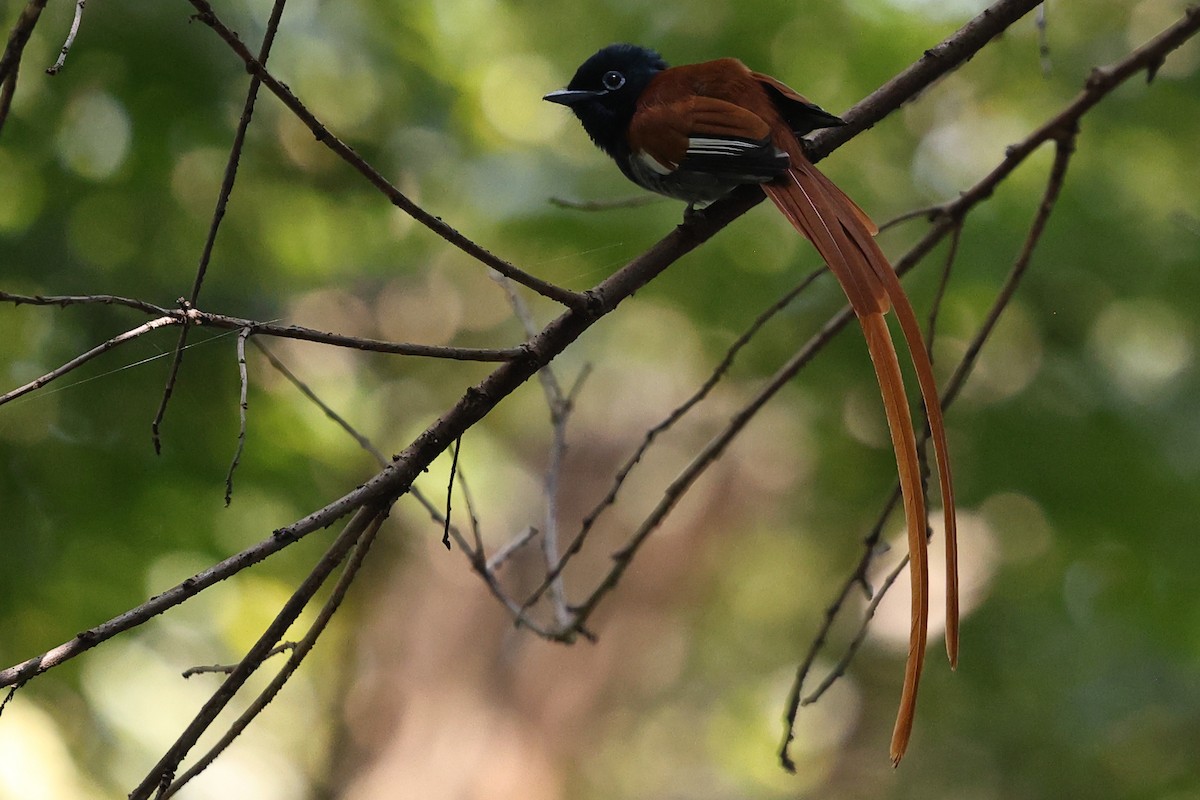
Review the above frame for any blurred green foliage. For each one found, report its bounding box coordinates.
[1,0,1199,797]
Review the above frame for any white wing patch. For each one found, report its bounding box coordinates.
[685,136,763,157]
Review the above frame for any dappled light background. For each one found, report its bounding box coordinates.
[2,0,1199,798]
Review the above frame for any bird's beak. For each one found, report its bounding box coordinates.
[543,88,602,106]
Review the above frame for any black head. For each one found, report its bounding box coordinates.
[544,44,668,159]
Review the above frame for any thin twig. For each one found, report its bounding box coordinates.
[152,0,291,454]
[44,0,86,75]
[254,339,528,627]
[493,273,574,626]
[0,291,173,315]
[253,340,389,466]
[180,309,525,360]
[942,135,1076,409]
[0,680,24,721]
[0,69,18,132]
[877,203,948,234]
[0,317,179,407]
[442,438,461,550]
[160,513,385,797]
[562,299,861,639]
[486,526,539,572]
[224,328,252,506]
[0,292,523,361]
[777,485,900,770]
[181,642,297,678]
[1037,3,1052,76]
[185,0,588,310]
[0,0,49,135]
[456,462,485,556]
[128,504,385,800]
[409,476,558,638]
[801,552,911,706]
[925,222,963,356]
[541,394,572,628]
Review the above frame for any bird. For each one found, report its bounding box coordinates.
[545,43,958,765]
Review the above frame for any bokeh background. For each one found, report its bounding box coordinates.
[2,0,1199,797]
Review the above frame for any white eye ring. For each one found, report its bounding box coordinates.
[602,70,626,91]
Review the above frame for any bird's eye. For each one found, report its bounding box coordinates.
[602,70,626,91]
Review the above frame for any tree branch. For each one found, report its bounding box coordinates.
[152,0,292,453]
[0,0,48,135]
[128,505,387,800]
[183,0,589,310]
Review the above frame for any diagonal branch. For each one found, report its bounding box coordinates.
[128,505,388,800]
[0,317,180,407]
[182,0,589,310]
[0,0,48,135]
[158,512,386,798]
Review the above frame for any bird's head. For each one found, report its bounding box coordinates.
[544,44,667,157]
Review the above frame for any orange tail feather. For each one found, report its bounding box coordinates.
[763,149,957,764]
[807,168,959,668]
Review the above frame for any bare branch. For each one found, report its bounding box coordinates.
[44,0,86,75]
[493,273,574,626]
[0,680,24,721]
[184,0,588,310]
[801,551,911,708]
[925,222,963,356]
[0,316,179,407]
[253,340,389,467]
[877,203,949,234]
[193,310,523,361]
[224,328,252,506]
[442,438,462,550]
[128,505,386,800]
[153,0,292,453]
[486,526,539,572]
[563,294,861,639]
[181,642,297,678]
[0,292,523,361]
[0,0,49,135]
[456,462,485,556]
[521,265,826,614]
[806,0,1048,156]
[161,513,385,797]
[0,291,173,315]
